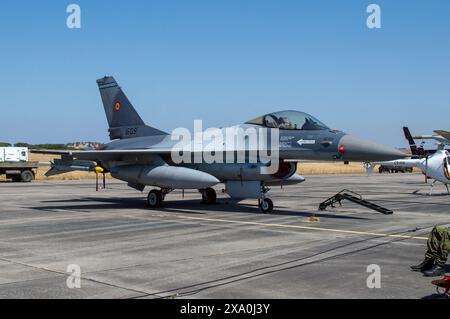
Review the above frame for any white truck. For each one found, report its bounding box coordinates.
[0,147,38,182]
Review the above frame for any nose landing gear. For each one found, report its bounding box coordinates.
[259,198,274,214]
[258,184,273,214]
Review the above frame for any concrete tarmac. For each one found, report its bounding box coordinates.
[0,173,449,299]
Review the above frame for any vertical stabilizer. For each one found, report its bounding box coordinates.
[97,76,168,140]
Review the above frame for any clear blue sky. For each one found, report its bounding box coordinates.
[0,0,449,147]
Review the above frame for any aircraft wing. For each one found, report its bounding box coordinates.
[412,135,436,140]
[31,149,173,161]
[434,130,450,141]
[412,135,449,144]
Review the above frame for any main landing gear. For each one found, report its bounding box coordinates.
[146,188,173,208]
[146,185,274,214]
[146,187,218,208]
[200,187,217,205]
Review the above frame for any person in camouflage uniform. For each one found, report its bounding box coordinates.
[411,226,450,277]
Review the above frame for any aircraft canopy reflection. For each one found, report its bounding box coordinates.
[246,110,329,131]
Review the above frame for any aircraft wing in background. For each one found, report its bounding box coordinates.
[434,130,450,141]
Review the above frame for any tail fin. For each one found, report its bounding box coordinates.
[403,126,426,156]
[97,76,168,140]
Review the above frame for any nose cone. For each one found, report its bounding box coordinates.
[338,135,407,162]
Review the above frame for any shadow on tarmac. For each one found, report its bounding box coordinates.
[29,197,371,220]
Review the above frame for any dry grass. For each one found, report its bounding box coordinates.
[0,153,419,181]
[297,162,421,175]
[28,153,59,162]
[297,162,366,175]
[34,169,112,181]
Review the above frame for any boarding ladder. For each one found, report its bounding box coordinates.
[319,189,393,215]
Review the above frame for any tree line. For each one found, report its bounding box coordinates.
[0,142,76,150]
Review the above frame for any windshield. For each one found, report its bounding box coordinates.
[444,154,450,180]
[246,110,329,130]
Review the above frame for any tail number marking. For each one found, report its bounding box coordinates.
[125,127,138,136]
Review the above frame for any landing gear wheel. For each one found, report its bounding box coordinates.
[259,198,273,214]
[201,188,217,204]
[21,170,34,183]
[147,189,163,208]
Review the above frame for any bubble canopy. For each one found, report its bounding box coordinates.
[245,110,329,131]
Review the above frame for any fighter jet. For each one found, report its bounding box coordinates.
[34,76,406,213]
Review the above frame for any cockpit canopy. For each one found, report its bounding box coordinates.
[245,110,329,131]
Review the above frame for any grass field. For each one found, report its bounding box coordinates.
[297,162,366,174]
[0,153,419,181]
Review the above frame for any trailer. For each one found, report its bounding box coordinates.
[378,165,413,174]
[0,147,38,182]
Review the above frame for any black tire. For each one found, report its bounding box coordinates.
[21,170,34,183]
[147,190,163,208]
[202,188,217,204]
[259,198,274,214]
[11,176,21,183]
